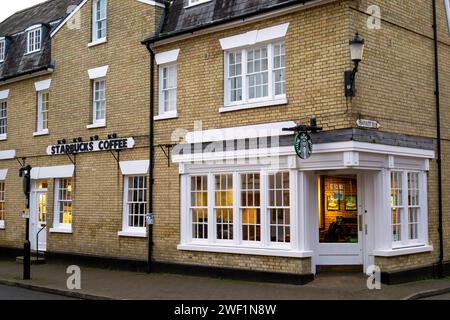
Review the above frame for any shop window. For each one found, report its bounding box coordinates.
[26,27,41,54]
[241,173,261,242]
[268,172,290,243]
[318,175,358,244]
[54,178,72,229]
[123,176,147,231]
[0,182,5,229]
[92,0,107,43]
[191,175,208,240]
[390,171,424,246]
[214,174,233,241]
[36,91,49,133]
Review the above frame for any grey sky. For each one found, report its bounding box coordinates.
[0,0,47,23]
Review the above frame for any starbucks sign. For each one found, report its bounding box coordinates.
[294,132,313,160]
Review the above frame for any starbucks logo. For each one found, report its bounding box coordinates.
[294,132,313,160]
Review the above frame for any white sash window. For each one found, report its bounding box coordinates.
[92,0,107,42]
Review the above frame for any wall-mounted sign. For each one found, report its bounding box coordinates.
[47,137,135,155]
[356,119,380,129]
[294,132,313,160]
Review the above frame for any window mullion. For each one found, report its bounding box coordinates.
[260,171,269,246]
[207,173,215,243]
[267,43,274,100]
[402,171,409,244]
[242,49,247,104]
[233,172,240,245]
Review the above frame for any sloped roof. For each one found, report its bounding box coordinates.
[144,0,310,43]
[0,0,82,82]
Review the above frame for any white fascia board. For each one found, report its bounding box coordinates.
[185,121,296,144]
[88,65,109,79]
[219,23,289,50]
[34,79,52,91]
[119,160,150,175]
[0,169,8,181]
[31,165,75,180]
[155,49,180,65]
[50,0,89,38]
[137,0,166,8]
[0,150,15,160]
[25,24,42,32]
[0,89,10,100]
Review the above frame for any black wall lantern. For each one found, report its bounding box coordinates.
[345,32,365,97]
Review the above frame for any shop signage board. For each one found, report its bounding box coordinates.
[356,119,380,129]
[47,137,135,155]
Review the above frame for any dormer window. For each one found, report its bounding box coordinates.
[0,38,5,62]
[92,0,107,43]
[26,26,42,54]
[188,0,211,7]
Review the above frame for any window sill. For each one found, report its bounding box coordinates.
[33,129,49,137]
[184,0,211,9]
[86,122,106,129]
[88,38,107,48]
[373,245,433,257]
[219,97,288,113]
[24,50,41,56]
[177,243,314,258]
[154,112,178,121]
[49,227,72,234]
[118,230,147,238]
[0,134,7,141]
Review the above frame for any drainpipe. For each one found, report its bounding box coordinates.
[432,0,444,278]
[145,44,155,274]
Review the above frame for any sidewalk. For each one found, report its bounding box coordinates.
[1,258,449,300]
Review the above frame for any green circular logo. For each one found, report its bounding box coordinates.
[294,132,313,160]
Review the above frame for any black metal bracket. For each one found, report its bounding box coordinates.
[344,62,359,97]
[66,153,76,165]
[156,144,176,167]
[282,118,323,134]
[109,149,120,163]
[16,157,26,167]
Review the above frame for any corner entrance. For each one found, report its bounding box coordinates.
[29,180,48,252]
[314,171,376,271]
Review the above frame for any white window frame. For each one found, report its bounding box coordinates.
[180,168,298,256]
[52,178,73,232]
[187,0,211,7]
[119,175,147,237]
[26,26,42,54]
[0,38,5,62]
[36,90,49,134]
[92,0,107,43]
[389,170,427,249]
[92,78,106,126]
[158,63,178,118]
[0,99,7,140]
[0,180,5,229]
[445,0,450,33]
[223,41,286,111]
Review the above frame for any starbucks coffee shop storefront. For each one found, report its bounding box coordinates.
[172,122,435,275]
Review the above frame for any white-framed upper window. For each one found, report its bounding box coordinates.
[53,178,73,230]
[0,99,7,138]
[188,0,211,7]
[92,0,107,42]
[159,64,177,116]
[0,181,5,229]
[445,0,450,33]
[390,170,425,247]
[26,27,42,54]
[0,38,5,62]
[36,91,49,133]
[224,42,286,107]
[122,175,147,233]
[93,79,106,124]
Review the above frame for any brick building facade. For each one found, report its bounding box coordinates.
[0,0,449,284]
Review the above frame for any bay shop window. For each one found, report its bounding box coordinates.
[183,170,297,255]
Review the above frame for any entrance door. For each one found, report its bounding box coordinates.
[316,174,363,265]
[30,180,48,252]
